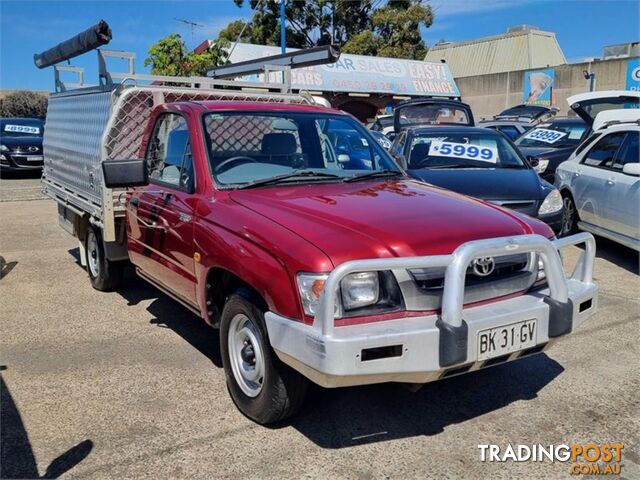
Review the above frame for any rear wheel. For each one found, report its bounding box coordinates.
[85,226,124,291]
[560,193,578,237]
[220,292,308,424]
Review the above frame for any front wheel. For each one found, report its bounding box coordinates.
[559,193,578,237]
[220,292,308,424]
[85,226,124,291]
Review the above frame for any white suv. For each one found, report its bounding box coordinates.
[555,91,639,250]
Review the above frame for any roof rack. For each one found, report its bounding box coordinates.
[599,118,640,129]
[51,48,295,93]
[35,20,340,94]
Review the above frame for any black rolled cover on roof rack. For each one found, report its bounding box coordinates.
[33,19,112,69]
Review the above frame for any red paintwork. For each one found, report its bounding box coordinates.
[125,101,554,325]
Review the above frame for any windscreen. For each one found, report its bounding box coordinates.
[407,131,525,169]
[396,104,471,129]
[496,105,549,120]
[515,121,586,148]
[202,112,400,187]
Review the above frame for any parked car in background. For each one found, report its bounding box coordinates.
[369,129,392,150]
[514,117,588,183]
[391,126,565,233]
[480,104,557,140]
[555,91,640,249]
[0,117,45,173]
[366,114,395,139]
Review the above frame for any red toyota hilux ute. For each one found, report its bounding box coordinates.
[44,96,598,425]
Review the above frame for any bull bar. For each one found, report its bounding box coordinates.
[265,233,598,388]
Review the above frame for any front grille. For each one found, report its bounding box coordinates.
[410,253,530,290]
[10,155,44,167]
[402,253,537,311]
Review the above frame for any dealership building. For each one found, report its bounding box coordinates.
[195,41,461,121]
[196,25,639,121]
[426,25,639,118]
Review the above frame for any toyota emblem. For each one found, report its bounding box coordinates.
[472,257,495,277]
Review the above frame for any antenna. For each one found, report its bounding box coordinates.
[174,18,204,42]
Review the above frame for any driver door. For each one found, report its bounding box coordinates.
[127,112,197,305]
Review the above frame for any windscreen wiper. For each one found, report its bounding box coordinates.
[236,170,342,189]
[425,164,474,170]
[343,169,404,183]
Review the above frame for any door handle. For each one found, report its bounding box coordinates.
[130,197,139,208]
[606,178,616,185]
[574,170,581,177]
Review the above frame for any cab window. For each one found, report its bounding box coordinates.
[146,114,194,191]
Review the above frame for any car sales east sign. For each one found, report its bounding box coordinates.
[226,43,460,97]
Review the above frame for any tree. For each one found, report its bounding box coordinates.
[0,91,48,118]
[369,1,432,59]
[144,33,229,77]
[222,0,433,60]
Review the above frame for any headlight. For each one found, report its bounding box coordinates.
[297,271,400,317]
[0,144,9,152]
[538,189,563,215]
[535,158,549,173]
[341,272,379,310]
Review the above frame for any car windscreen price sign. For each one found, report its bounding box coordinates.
[4,124,40,134]
[524,128,567,144]
[428,141,498,163]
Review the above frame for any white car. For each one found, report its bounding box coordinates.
[367,114,395,138]
[555,91,640,250]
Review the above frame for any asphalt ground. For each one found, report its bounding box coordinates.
[1,178,639,479]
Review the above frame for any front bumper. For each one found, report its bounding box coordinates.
[265,233,598,388]
[0,152,44,170]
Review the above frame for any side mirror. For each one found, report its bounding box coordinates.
[622,163,640,176]
[527,155,540,168]
[102,159,148,188]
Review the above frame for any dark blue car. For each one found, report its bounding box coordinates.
[0,117,45,173]
[390,125,565,233]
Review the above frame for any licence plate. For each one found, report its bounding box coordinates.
[477,319,537,361]
[26,155,43,162]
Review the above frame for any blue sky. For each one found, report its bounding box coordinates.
[1,0,638,90]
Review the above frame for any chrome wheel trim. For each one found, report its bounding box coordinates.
[228,313,265,398]
[87,231,100,278]
[561,196,575,235]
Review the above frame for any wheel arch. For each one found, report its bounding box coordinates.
[203,267,269,327]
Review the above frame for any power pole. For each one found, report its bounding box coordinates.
[280,0,286,54]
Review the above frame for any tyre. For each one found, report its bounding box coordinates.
[559,192,578,237]
[85,225,124,291]
[220,292,308,424]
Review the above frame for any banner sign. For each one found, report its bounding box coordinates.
[523,68,555,106]
[625,58,640,91]
[226,43,460,97]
